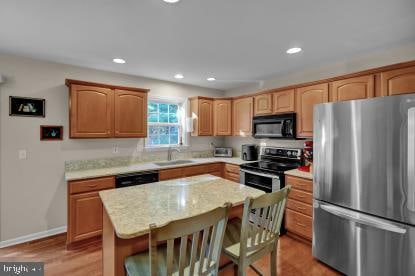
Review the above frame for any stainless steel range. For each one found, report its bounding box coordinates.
[240,147,302,193]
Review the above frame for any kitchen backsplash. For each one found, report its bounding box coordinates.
[65,150,214,172]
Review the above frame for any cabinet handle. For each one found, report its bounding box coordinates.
[296,222,307,227]
[296,206,306,210]
[296,195,306,198]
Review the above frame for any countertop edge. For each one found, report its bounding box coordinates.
[66,158,248,182]
[284,169,313,180]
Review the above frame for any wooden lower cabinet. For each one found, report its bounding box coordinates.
[67,163,240,247]
[223,163,240,183]
[159,162,239,182]
[67,176,115,247]
[285,175,313,242]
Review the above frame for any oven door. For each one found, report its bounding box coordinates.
[240,169,280,193]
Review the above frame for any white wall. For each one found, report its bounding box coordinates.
[0,53,224,242]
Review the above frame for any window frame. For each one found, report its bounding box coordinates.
[145,96,188,149]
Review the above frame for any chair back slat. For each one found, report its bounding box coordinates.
[178,236,188,275]
[166,239,174,275]
[239,186,291,255]
[149,203,231,276]
[188,231,199,275]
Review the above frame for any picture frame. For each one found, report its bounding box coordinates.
[40,125,63,141]
[9,96,45,117]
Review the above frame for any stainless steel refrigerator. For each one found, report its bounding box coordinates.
[313,94,415,276]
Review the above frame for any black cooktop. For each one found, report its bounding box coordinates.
[240,160,298,175]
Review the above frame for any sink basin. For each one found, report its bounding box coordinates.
[153,160,195,166]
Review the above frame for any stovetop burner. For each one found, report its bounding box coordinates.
[240,161,298,174]
[240,147,302,175]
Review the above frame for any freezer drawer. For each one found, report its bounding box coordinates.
[313,200,415,276]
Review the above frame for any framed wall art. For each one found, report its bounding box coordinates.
[40,125,63,141]
[9,96,45,117]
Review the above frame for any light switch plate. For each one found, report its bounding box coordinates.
[18,149,27,160]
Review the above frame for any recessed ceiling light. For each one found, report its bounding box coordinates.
[163,0,180,3]
[174,73,184,79]
[112,58,126,64]
[207,77,216,81]
[286,47,302,54]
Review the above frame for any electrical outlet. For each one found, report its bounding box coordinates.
[113,146,119,154]
[18,149,27,160]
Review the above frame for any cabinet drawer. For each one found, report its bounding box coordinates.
[286,199,313,217]
[69,176,115,195]
[207,163,223,172]
[224,163,240,174]
[285,209,312,240]
[288,188,312,205]
[159,168,183,180]
[285,175,313,193]
[183,165,207,176]
[225,172,240,183]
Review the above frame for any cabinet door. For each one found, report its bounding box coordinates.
[198,99,213,136]
[232,97,253,136]
[254,93,273,115]
[330,75,374,102]
[114,89,147,138]
[70,85,114,138]
[273,89,295,113]
[213,99,232,136]
[381,66,415,96]
[68,191,103,243]
[296,83,329,138]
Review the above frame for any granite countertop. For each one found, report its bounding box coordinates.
[284,168,313,180]
[99,175,264,239]
[65,157,248,181]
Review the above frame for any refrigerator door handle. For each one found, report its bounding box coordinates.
[408,107,415,212]
[319,203,407,234]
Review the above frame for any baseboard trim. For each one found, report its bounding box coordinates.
[0,226,67,248]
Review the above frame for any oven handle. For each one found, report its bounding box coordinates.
[240,169,280,179]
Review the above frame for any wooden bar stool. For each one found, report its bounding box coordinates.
[125,203,232,276]
[221,186,291,276]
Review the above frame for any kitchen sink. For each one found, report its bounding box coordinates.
[153,160,195,166]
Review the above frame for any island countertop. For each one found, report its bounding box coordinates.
[99,174,264,239]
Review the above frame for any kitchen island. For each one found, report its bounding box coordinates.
[99,174,264,276]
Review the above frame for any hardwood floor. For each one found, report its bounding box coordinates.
[0,234,340,276]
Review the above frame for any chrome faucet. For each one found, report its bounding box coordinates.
[167,146,180,161]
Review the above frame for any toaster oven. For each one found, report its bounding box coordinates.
[214,147,233,157]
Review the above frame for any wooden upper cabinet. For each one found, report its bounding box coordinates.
[213,99,232,136]
[296,83,329,138]
[272,89,295,113]
[254,93,273,115]
[190,97,213,136]
[69,84,114,138]
[114,90,147,138]
[381,66,415,96]
[67,79,149,139]
[330,75,374,102]
[232,97,253,136]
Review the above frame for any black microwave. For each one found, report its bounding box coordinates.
[252,113,296,139]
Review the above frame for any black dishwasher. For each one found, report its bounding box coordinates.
[115,171,159,188]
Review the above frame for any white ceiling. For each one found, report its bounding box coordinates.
[1,0,414,90]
